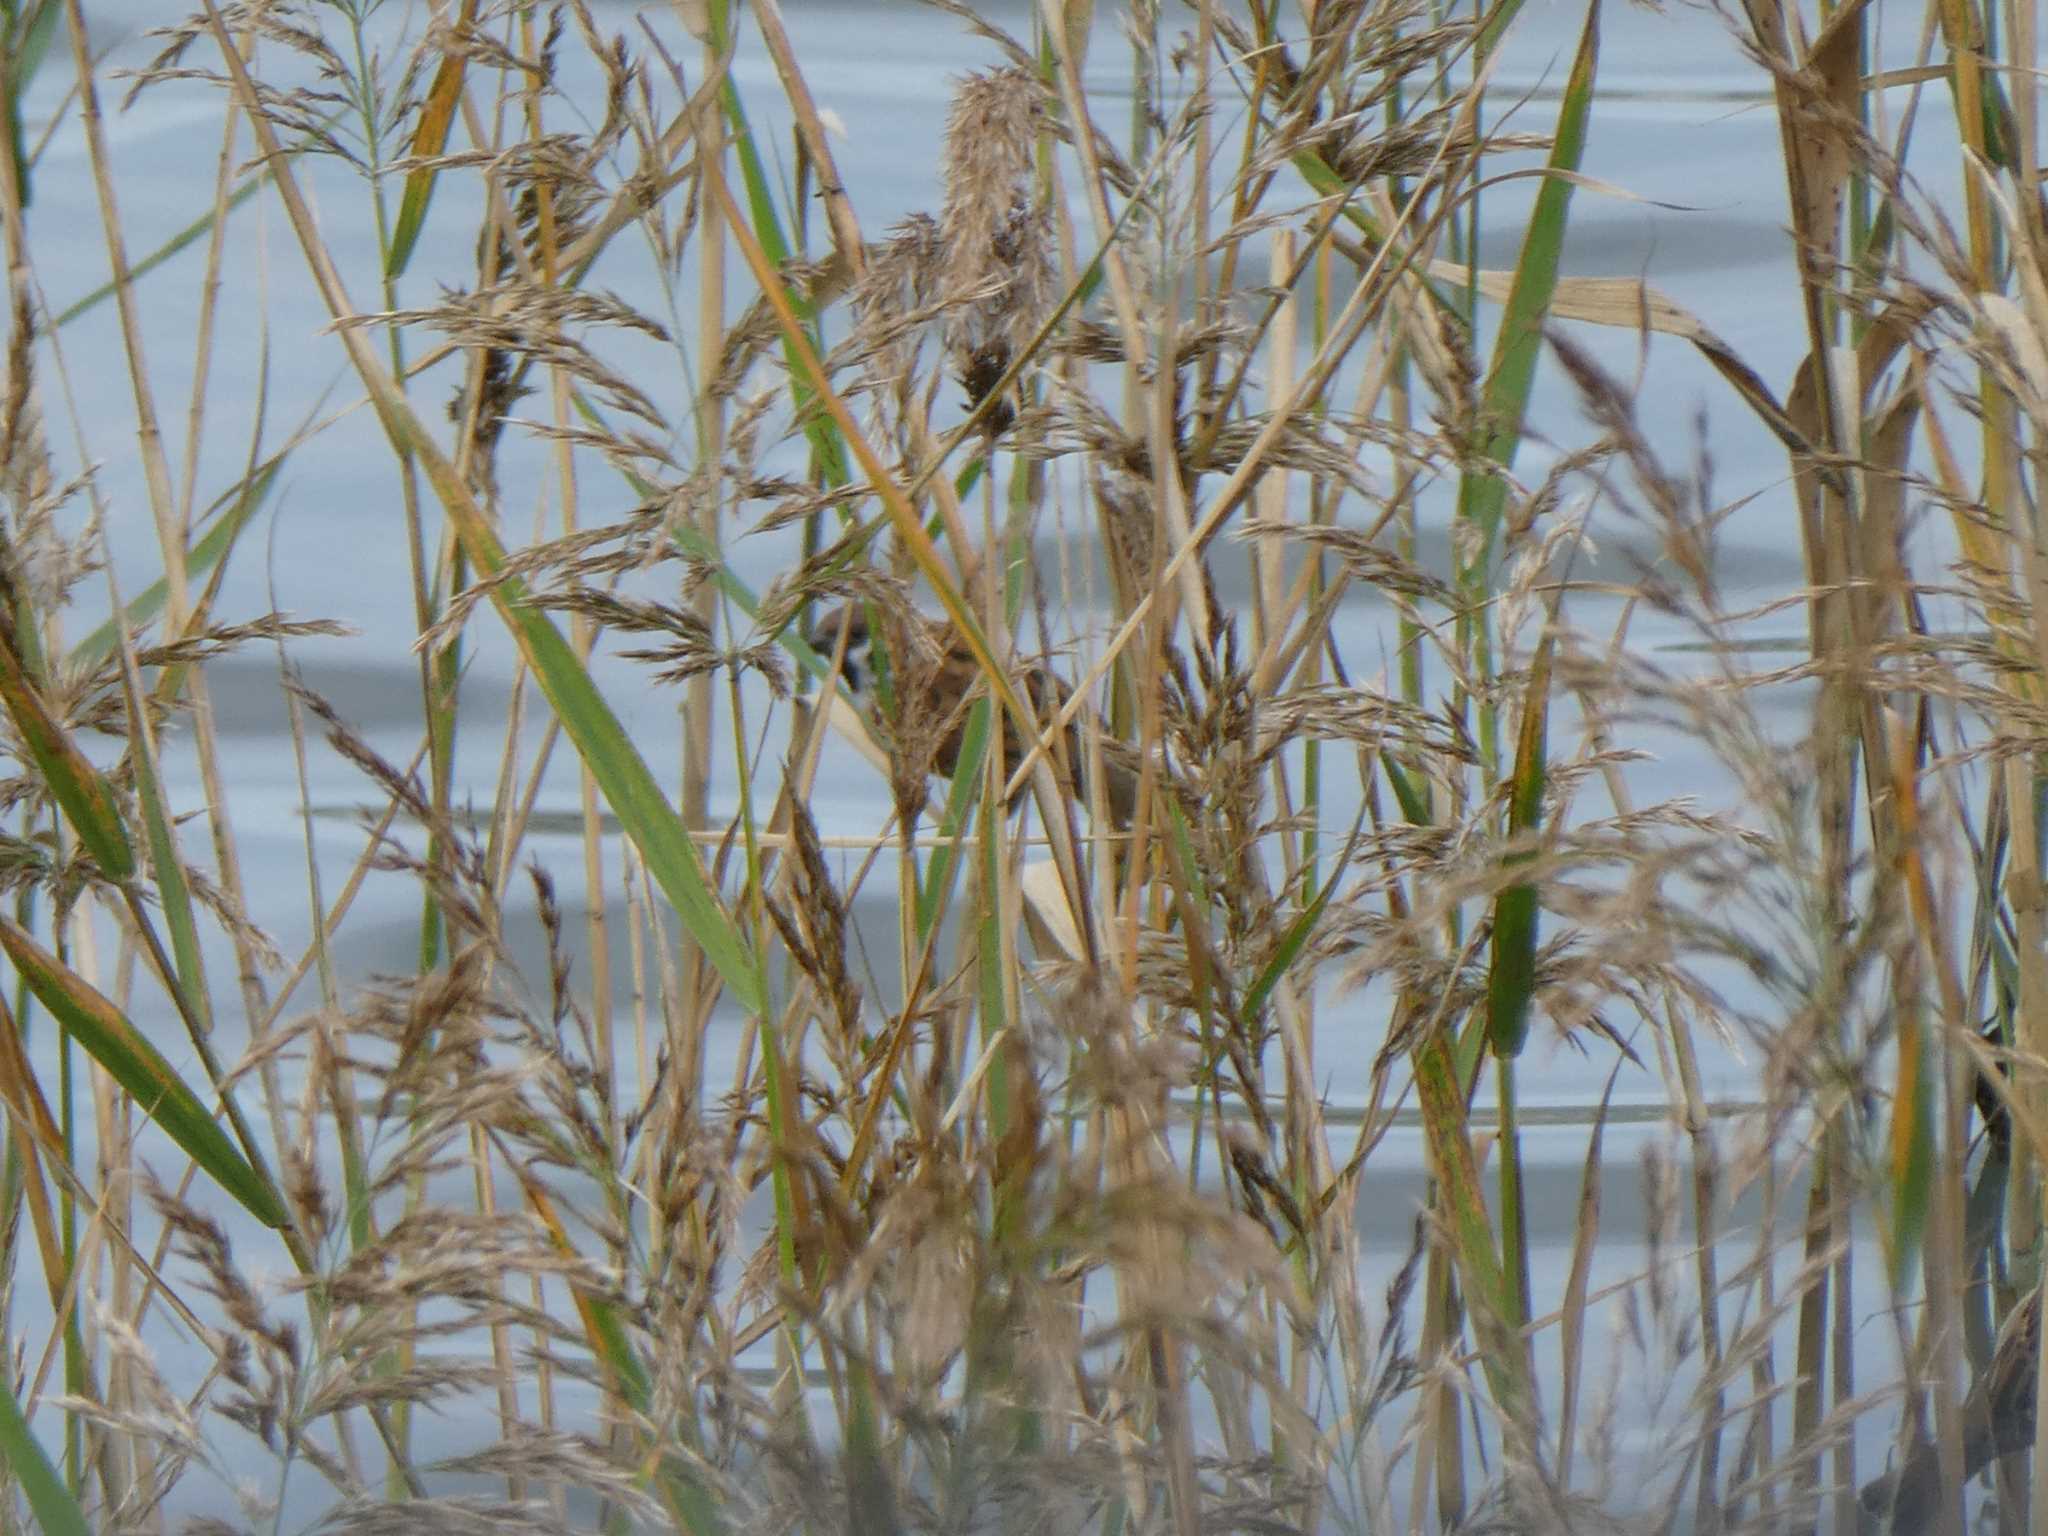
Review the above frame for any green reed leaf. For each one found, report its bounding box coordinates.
[917,696,991,940]
[0,635,133,882]
[499,573,765,1015]
[1242,799,1370,1025]
[1456,0,1601,581]
[1557,1063,1622,1484]
[128,703,211,1036]
[0,1371,90,1536]
[0,918,285,1229]
[52,116,331,330]
[1486,629,1554,1059]
[1411,1032,1534,1430]
[0,0,60,213]
[1380,750,1430,827]
[1887,1006,1933,1290]
[1475,0,1534,61]
[69,457,280,671]
[704,0,852,490]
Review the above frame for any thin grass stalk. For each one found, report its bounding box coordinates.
[1275,970,1328,1515]
[681,10,727,1032]
[38,34,283,1429]
[1257,206,1309,1474]
[498,22,618,1180]
[1413,1028,1534,1445]
[468,1082,524,1505]
[509,33,591,1452]
[1576,587,1731,1523]
[1557,1067,1618,1489]
[57,0,176,602]
[723,666,818,1450]
[1041,0,1206,645]
[1298,217,1345,892]
[207,3,768,1019]
[1255,227,1295,665]
[1745,13,1875,1521]
[1894,714,1972,1535]
[0,987,90,1489]
[511,1160,725,1536]
[1984,8,2048,1522]
[1419,1186,1466,1530]
[702,0,850,491]
[1192,0,1212,343]
[749,0,865,273]
[160,27,286,1132]
[1014,149,1458,804]
[707,182,1056,807]
[1683,1024,1726,1531]
[1451,0,1598,764]
[0,1369,89,1536]
[342,0,455,992]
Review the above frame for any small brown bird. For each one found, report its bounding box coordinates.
[806,602,1137,826]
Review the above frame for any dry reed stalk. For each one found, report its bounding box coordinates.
[157,15,288,1131]
[54,9,182,1400]
[676,5,726,1050]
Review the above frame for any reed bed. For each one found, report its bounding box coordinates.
[0,0,2041,1532]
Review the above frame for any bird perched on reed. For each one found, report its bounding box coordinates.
[806,602,1138,828]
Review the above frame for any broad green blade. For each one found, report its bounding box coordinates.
[1380,750,1430,827]
[0,1371,90,1536]
[0,634,134,882]
[917,696,991,940]
[194,23,767,1021]
[1485,630,1554,1059]
[1242,801,1371,1023]
[1,0,61,213]
[0,918,285,1229]
[476,419,760,1001]
[1474,0,1534,61]
[1456,0,1602,578]
[452,521,765,1016]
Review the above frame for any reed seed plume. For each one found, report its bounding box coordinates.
[939,67,1054,437]
[848,214,946,434]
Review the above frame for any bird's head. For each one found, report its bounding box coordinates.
[806,603,878,701]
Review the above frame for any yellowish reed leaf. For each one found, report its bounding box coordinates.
[818,690,893,780]
[1856,384,1920,643]
[670,0,711,41]
[938,1025,1012,1139]
[1020,857,1084,964]
[1979,292,2048,410]
[1428,261,1821,459]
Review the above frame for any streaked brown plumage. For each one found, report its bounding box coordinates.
[806,603,1137,827]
